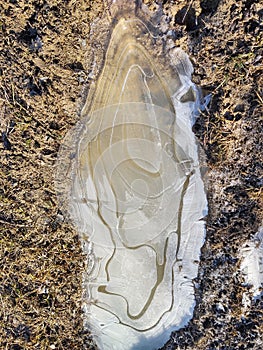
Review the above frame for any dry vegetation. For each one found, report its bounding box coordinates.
[0,0,262,349]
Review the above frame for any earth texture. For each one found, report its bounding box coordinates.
[0,0,262,349]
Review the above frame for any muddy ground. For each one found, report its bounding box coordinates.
[0,0,262,349]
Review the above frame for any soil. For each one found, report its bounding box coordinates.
[0,0,262,349]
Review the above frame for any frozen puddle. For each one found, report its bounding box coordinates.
[55,2,207,349]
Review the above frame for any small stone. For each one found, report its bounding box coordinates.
[175,6,198,31]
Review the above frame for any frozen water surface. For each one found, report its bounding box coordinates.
[55,1,207,349]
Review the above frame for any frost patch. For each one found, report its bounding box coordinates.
[240,225,263,301]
